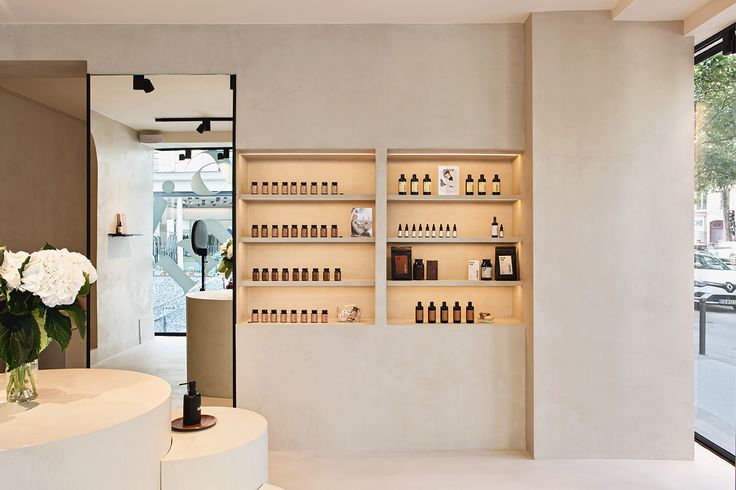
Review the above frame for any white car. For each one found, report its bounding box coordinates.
[694,251,736,309]
[708,241,736,265]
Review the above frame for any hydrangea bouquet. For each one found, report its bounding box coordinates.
[216,238,234,286]
[0,243,97,402]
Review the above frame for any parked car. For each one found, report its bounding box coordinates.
[694,251,736,309]
[708,241,736,265]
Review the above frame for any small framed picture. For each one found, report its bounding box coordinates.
[351,208,373,237]
[438,166,460,196]
[494,246,518,281]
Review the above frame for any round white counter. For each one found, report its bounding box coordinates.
[0,368,171,490]
[186,289,233,398]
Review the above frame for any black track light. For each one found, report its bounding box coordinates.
[217,149,230,160]
[195,119,211,134]
[178,149,192,161]
[133,74,155,93]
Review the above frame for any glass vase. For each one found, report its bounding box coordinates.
[5,360,38,403]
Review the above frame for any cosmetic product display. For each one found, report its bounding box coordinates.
[423,174,432,195]
[478,174,487,195]
[261,309,269,323]
[281,181,289,194]
[499,224,505,239]
[492,174,501,195]
[290,309,298,322]
[320,225,328,238]
[397,224,403,238]
[282,224,289,237]
[271,182,279,194]
[252,224,342,239]
[251,182,258,194]
[428,301,437,324]
[323,268,330,281]
[282,268,289,281]
[321,181,329,195]
[440,301,449,323]
[468,260,480,281]
[301,309,308,322]
[481,258,493,280]
[310,309,318,323]
[390,246,413,280]
[261,268,269,281]
[251,309,259,322]
[412,258,425,280]
[301,225,308,238]
[410,174,419,195]
[271,268,278,281]
[331,181,339,194]
[418,224,423,238]
[251,225,258,238]
[260,225,268,238]
[452,224,457,238]
[261,182,269,195]
[270,309,278,323]
[465,174,474,195]
[491,217,499,238]
[252,268,259,281]
[411,224,417,238]
[321,309,329,323]
[301,268,309,281]
[431,224,436,238]
[415,301,424,323]
[291,225,298,237]
[427,260,438,280]
[300,182,307,195]
[466,302,475,324]
[311,267,319,281]
[310,224,318,238]
[398,174,407,195]
[271,224,279,237]
[290,182,298,194]
[310,181,318,195]
[438,224,444,238]
[331,225,338,238]
[180,381,201,426]
[291,268,298,281]
[334,268,342,281]
[280,309,288,323]
[453,301,462,323]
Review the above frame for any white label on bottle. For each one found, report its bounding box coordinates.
[479,182,486,194]
[492,225,498,237]
[423,182,431,193]
[411,182,419,193]
[466,182,473,193]
[399,182,406,193]
[481,266,492,279]
[493,182,500,193]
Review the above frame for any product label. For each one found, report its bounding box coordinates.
[492,225,498,236]
[423,182,431,193]
[493,182,500,193]
[481,266,492,279]
[399,182,407,193]
[479,182,486,194]
[466,182,473,193]
[411,182,419,193]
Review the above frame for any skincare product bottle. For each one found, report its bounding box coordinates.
[280,309,288,323]
[452,224,458,238]
[270,309,278,323]
[334,268,342,281]
[431,224,437,238]
[440,301,449,324]
[465,174,474,195]
[251,309,259,322]
[425,224,430,239]
[410,174,419,195]
[251,225,259,238]
[261,268,269,281]
[251,181,258,194]
[292,268,300,281]
[398,174,407,195]
[271,268,279,281]
[282,224,289,237]
[290,225,298,238]
[310,309,318,323]
[478,174,487,195]
[320,225,328,238]
[418,224,423,238]
[331,181,339,195]
[398,224,403,238]
[413,258,425,280]
[446,224,451,239]
[282,181,289,195]
[415,301,424,324]
[272,181,279,194]
[252,268,259,281]
[404,224,409,237]
[310,181,318,195]
[321,181,329,195]
[453,301,462,323]
[331,225,338,238]
[499,224,505,239]
[481,258,493,280]
[466,301,475,324]
[439,224,444,238]
[290,309,298,323]
[321,309,329,323]
[492,174,501,195]
[423,174,432,195]
[411,224,417,238]
[290,182,298,194]
[260,225,268,238]
[311,268,319,281]
[300,181,307,195]
[323,268,330,281]
[301,225,308,238]
[282,268,289,281]
[310,225,318,238]
[262,182,269,195]
[491,217,499,238]
[271,224,279,237]
[301,268,309,281]
[261,309,269,323]
[301,309,308,323]
[428,301,437,324]
[179,381,201,426]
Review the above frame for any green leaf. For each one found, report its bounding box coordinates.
[78,273,91,296]
[44,308,72,350]
[42,242,56,250]
[6,290,33,316]
[60,301,86,340]
[0,311,40,370]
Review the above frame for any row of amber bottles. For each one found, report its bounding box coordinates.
[252,267,342,282]
[251,308,329,323]
[251,224,339,238]
[415,301,475,324]
[251,181,339,195]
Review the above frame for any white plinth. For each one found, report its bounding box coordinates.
[0,368,171,490]
[161,406,269,490]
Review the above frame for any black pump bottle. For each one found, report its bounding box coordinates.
[180,380,202,426]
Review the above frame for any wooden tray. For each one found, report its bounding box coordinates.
[171,414,217,431]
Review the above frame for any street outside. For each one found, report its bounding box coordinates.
[694,304,736,454]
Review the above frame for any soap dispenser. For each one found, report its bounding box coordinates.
[180,381,201,426]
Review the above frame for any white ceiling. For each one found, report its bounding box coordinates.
[0,0,712,24]
[90,75,233,132]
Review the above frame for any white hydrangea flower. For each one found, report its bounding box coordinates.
[20,249,97,308]
[0,250,30,290]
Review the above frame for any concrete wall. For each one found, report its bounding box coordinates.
[527,11,694,459]
[91,111,154,363]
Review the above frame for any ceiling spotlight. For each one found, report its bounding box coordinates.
[133,74,155,93]
[195,120,211,134]
[217,149,230,160]
[178,149,192,161]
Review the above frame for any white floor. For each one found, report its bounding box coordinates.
[269,445,734,490]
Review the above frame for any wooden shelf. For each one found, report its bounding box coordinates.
[240,237,374,244]
[388,318,525,328]
[240,194,375,202]
[240,280,374,287]
[237,321,374,327]
[387,237,521,244]
[387,195,520,202]
[387,280,521,287]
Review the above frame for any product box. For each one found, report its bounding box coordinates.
[390,246,413,280]
[427,260,438,280]
[467,260,480,281]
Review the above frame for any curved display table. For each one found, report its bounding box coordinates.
[162,406,269,490]
[0,369,171,490]
[186,289,233,398]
